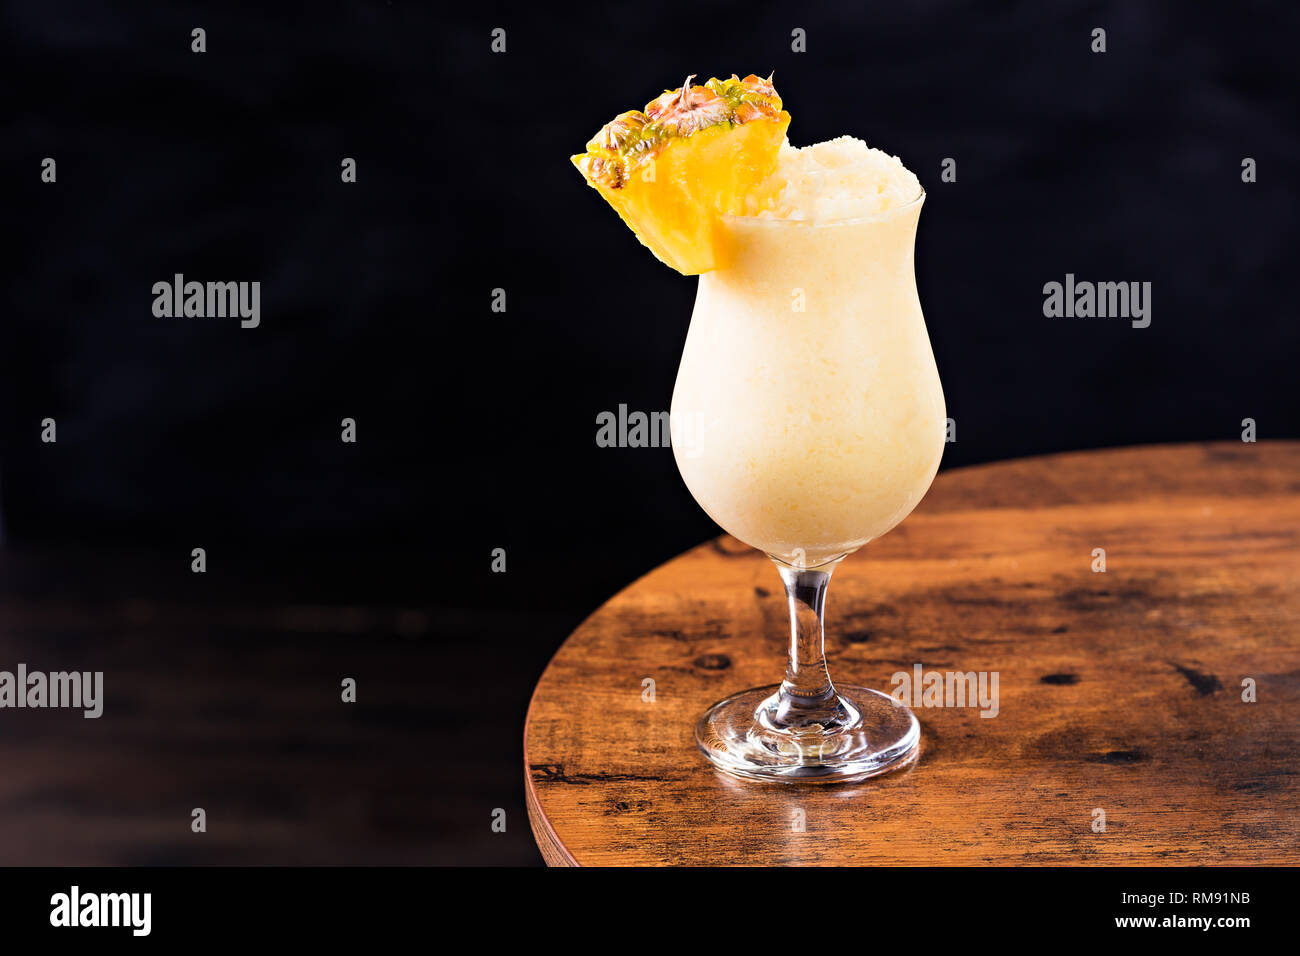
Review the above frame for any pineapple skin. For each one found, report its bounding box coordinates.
[572,75,791,276]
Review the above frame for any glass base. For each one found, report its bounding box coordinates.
[696,685,920,784]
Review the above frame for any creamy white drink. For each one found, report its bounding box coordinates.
[671,138,945,568]
[574,77,943,782]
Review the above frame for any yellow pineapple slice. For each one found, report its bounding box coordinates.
[572,74,791,275]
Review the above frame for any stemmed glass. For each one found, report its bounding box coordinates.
[670,191,943,782]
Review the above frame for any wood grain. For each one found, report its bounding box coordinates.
[524,442,1300,866]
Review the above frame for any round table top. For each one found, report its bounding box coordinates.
[524,442,1300,866]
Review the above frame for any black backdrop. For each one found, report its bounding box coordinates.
[2,1,1297,864]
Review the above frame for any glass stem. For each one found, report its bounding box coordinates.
[770,561,852,731]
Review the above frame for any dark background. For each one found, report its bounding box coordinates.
[1,1,1296,864]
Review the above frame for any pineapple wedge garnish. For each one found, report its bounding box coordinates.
[572,74,790,275]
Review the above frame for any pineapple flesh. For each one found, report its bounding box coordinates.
[572,74,791,275]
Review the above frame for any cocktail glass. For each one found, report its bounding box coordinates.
[670,190,943,783]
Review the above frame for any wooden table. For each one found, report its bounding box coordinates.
[524,442,1300,866]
